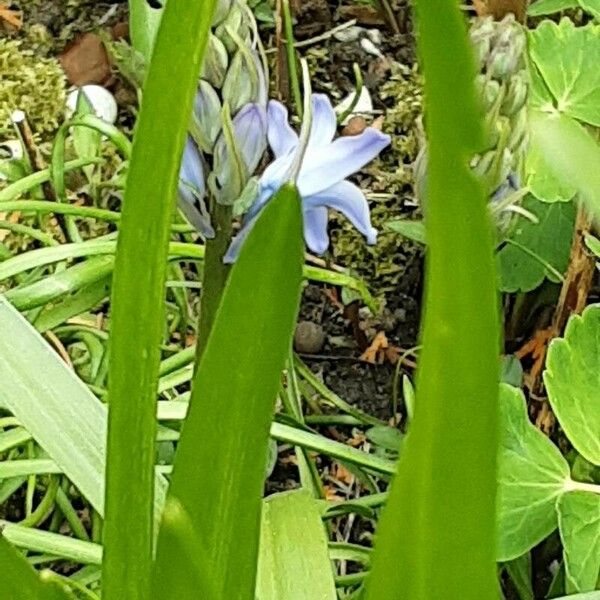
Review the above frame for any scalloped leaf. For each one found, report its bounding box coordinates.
[497,195,575,292]
[496,385,571,561]
[558,491,600,594]
[545,305,600,466]
[529,19,600,126]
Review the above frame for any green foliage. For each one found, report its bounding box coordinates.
[529,19,600,127]
[365,2,499,600]
[528,0,600,20]
[498,307,600,591]
[102,0,217,597]
[498,195,575,292]
[256,490,336,599]
[496,384,570,560]
[545,305,600,466]
[0,39,65,134]
[558,492,600,593]
[153,185,304,599]
[0,535,71,600]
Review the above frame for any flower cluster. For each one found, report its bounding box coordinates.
[224,94,390,261]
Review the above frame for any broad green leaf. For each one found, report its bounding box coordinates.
[558,491,600,594]
[0,535,72,599]
[497,196,575,292]
[256,490,337,600]
[496,385,570,561]
[0,295,168,519]
[528,0,579,15]
[545,306,600,466]
[153,185,304,600]
[529,110,600,220]
[102,0,216,595]
[529,19,600,126]
[365,0,499,598]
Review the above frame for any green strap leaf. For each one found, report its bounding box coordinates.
[153,184,304,599]
[103,0,217,597]
[256,489,337,600]
[364,0,499,598]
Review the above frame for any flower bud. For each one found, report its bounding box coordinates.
[191,80,223,154]
[201,34,229,88]
[222,48,266,113]
[210,102,267,205]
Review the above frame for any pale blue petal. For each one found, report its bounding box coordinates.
[243,184,274,222]
[223,214,259,263]
[308,94,337,149]
[303,206,329,254]
[178,137,214,238]
[305,180,377,245]
[256,148,294,196]
[179,136,205,203]
[267,100,298,158]
[232,103,267,173]
[297,128,391,197]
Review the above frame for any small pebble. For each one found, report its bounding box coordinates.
[294,321,326,354]
[66,85,118,124]
[341,116,367,137]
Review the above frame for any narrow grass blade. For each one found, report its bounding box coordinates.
[153,184,304,599]
[0,296,168,520]
[102,0,216,597]
[256,489,337,600]
[0,535,72,599]
[365,1,499,599]
[1,521,102,565]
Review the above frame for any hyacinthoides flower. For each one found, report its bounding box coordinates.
[180,43,389,355]
[224,94,391,261]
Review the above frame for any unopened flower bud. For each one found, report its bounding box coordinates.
[191,80,223,153]
[201,34,229,88]
[210,102,267,205]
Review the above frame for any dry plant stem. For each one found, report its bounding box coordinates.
[196,201,233,365]
[373,0,401,34]
[11,110,70,241]
[531,203,595,398]
[274,0,290,104]
[281,0,303,118]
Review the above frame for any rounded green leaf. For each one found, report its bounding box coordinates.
[545,305,600,466]
[529,19,600,126]
[558,491,600,594]
[497,195,575,293]
[497,385,570,560]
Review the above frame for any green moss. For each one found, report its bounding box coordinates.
[0,39,66,135]
[331,63,424,300]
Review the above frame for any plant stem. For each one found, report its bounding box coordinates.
[281,0,303,119]
[196,202,233,364]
